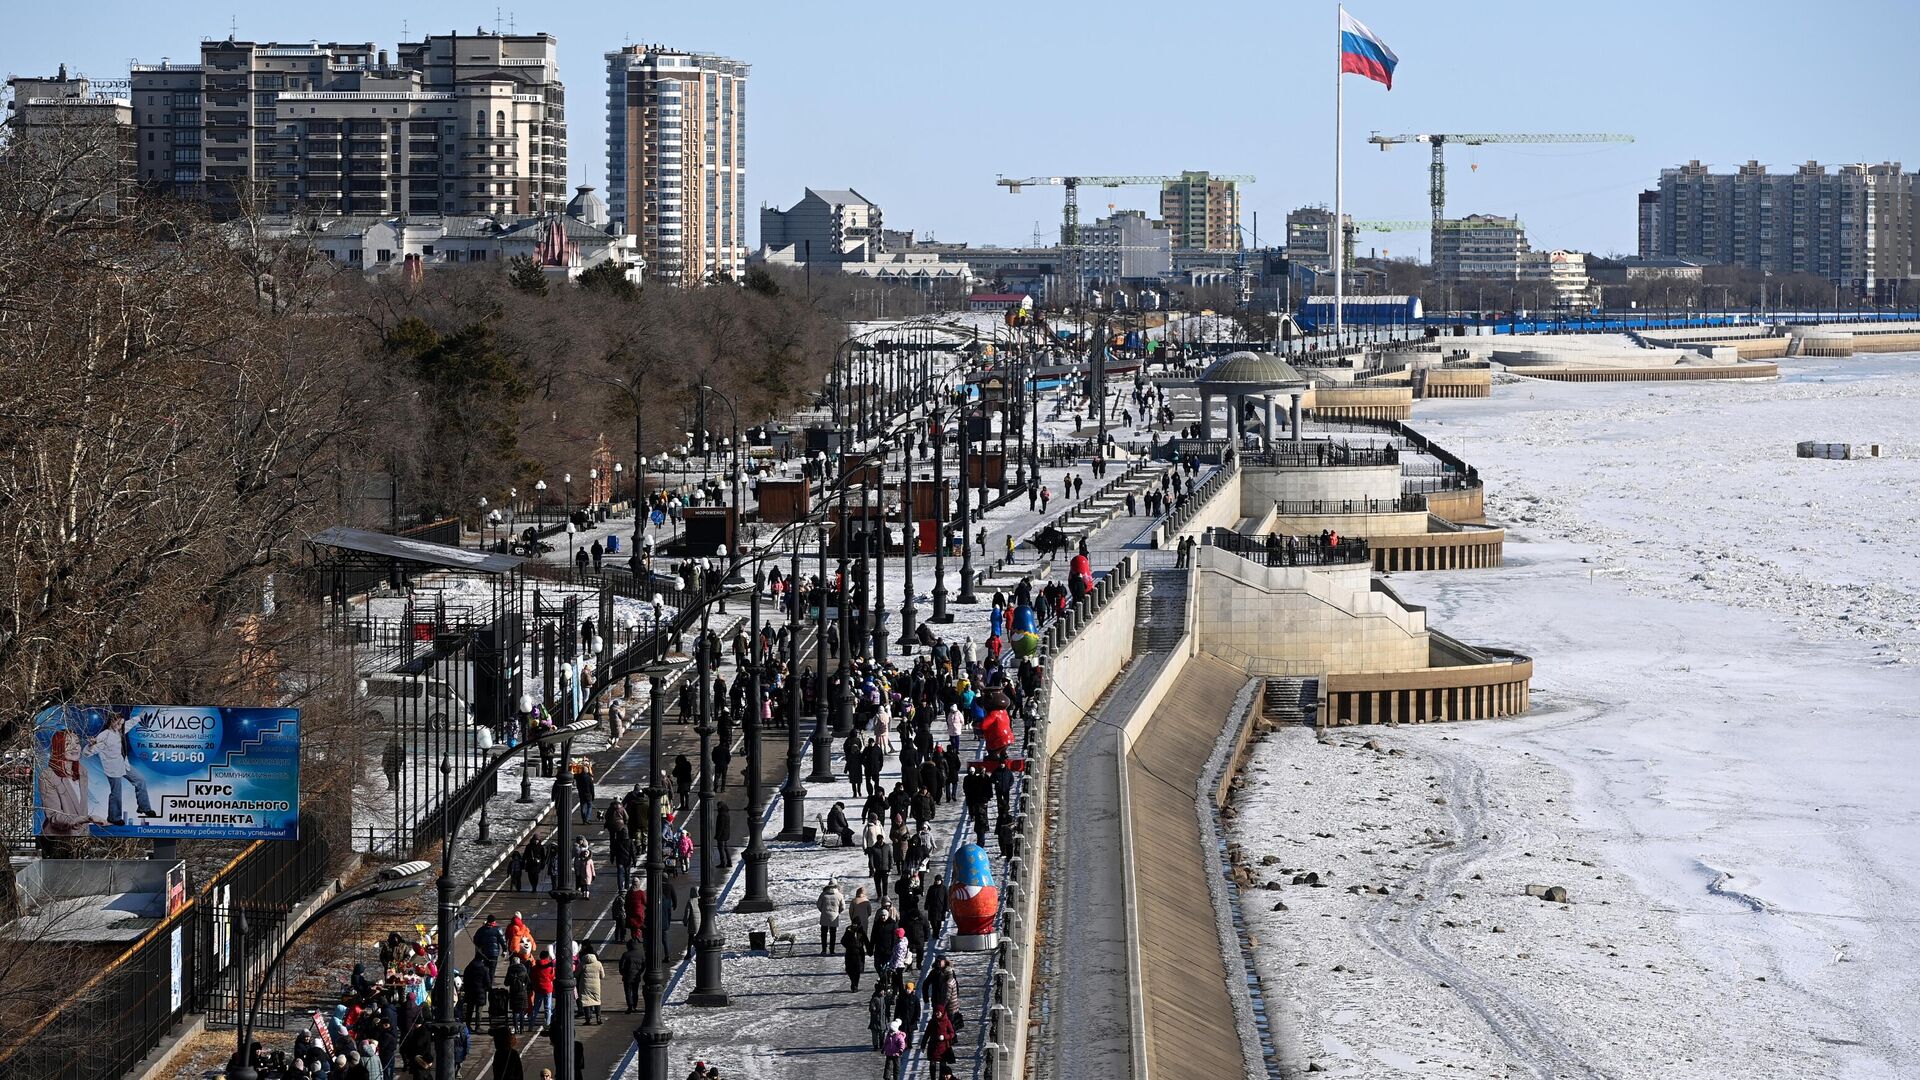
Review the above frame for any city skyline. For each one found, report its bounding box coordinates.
[4,0,1912,260]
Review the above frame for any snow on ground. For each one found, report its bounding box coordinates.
[1236,352,1920,1079]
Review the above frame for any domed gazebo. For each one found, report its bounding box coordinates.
[1194,351,1312,448]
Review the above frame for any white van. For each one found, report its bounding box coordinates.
[360,673,474,730]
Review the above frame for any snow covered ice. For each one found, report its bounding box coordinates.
[1234,351,1920,1078]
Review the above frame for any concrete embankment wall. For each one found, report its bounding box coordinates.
[1191,547,1429,676]
[1044,573,1142,757]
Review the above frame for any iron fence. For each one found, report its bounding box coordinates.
[1271,494,1426,516]
[1205,526,1372,567]
[0,815,333,1080]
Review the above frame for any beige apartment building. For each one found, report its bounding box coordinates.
[605,45,749,284]
[1161,171,1242,251]
[131,31,566,219]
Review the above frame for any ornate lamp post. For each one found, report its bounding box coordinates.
[956,400,978,605]
[636,676,673,1078]
[898,430,919,649]
[688,567,730,1006]
[777,532,809,840]
[930,406,951,623]
[808,521,836,783]
[871,485,888,660]
[534,479,548,528]
[738,566,773,911]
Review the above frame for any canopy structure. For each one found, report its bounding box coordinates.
[307,525,527,575]
[1189,352,1311,447]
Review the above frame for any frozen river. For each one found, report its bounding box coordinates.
[1236,352,1920,1078]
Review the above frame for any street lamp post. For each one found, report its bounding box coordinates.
[738,566,773,911]
[898,431,918,650]
[871,486,887,660]
[777,536,809,841]
[425,719,588,1080]
[688,572,730,1006]
[956,401,978,605]
[809,522,835,783]
[833,549,852,737]
[549,682,587,1080]
[636,675,672,1078]
[535,479,548,528]
[931,408,951,623]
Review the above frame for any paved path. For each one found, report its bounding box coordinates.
[1126,655,1255,1079]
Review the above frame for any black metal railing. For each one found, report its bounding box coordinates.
[1272,494,1426,516]
[1401,474,1480,494]
[1254,442,1399,468]
[0,815,335,1080]
[1205,526,1371,567]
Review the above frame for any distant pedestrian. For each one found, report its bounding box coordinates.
[818,879,845,954]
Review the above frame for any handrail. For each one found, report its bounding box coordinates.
[1272,494,1425,516]
[1204,526,1371,567]
[1252,442,1398,468]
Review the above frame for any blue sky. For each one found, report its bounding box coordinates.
[7,0,1914,259]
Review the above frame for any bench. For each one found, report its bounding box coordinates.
[817,814,843,847]
[767,916,798,957]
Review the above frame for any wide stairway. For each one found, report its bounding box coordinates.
[1264,675,1320,725]
[1134,562,1190,653]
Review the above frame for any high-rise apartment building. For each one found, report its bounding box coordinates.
[132,40,375,211]
[130,31,566,219]
[1636,189,1661,260]
[1644,159,1917,297]
[1160,171,1241,251]
[1431,214,1530,281]
[605,45,749,284]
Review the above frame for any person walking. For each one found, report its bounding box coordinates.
[868,984,892,1049]
[881,1020,907,1080]
[672,755,694,811]
[817,879,845,955]
[491,1032,526,1080]
[867,831,894,898]
[843,916,870,991]
[529,948,557,1031]
[473,916,506,980]
[618,938,643,1013]
[576,944,605,1026]
[574,764,596,823]
[523,835,546,894]
[714,802,734,868]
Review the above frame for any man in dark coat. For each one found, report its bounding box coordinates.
[924,875,949,936]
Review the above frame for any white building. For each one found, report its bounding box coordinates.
[605,45,749,283]
[241,188,640,282]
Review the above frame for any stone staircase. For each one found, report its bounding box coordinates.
[1133,563,1190,654]
[1263,677,1319,725]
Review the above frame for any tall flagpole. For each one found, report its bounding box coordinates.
[1333,3,1345,348]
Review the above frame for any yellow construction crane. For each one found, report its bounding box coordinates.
[1365,131,1632,236]
[996,173,1256,248]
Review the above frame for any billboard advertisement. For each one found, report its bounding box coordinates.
[31,705,300,840]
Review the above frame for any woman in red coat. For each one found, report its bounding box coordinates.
[625,884,647,942]
[926,1003,957,1068]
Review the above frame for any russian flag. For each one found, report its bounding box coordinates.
[1340,10,1399,89]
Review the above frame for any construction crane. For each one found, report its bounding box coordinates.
[997,174,1257,306]
[1343,218,1520,272]
[996,173,1256,248]
[1365,132,1633,235]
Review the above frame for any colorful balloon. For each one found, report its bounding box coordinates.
[981,708,1013,754]
[948,842,1001,951]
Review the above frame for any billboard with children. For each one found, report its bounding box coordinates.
[31,704,301,840]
